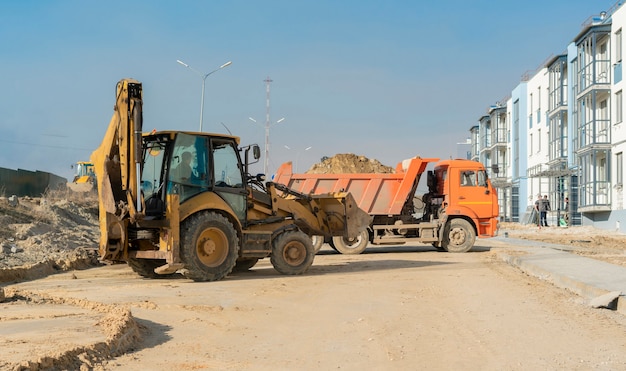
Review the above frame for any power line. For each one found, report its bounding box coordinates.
[0,138,93,152]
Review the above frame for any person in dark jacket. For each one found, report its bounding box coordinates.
[540,195,551,227]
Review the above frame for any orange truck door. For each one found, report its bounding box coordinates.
[455,168,494,219]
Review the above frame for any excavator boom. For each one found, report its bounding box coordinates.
[90,79,144,259]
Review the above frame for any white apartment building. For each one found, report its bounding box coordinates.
[471,1,626,232]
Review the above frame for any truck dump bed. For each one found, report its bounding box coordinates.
[274,157,439,216]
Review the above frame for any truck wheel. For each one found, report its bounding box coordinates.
[128,259,176,279]
[232,258,259,272]
[180,212,239,282]
[441,219,475,253]
[270,230,315,275]
[331,230,369,255]
[311,235,324,253]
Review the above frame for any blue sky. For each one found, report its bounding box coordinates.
[0,0,614,180]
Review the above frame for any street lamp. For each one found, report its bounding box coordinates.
[284,145,312,172]
[176,59,232,132]
[249,116,285,175]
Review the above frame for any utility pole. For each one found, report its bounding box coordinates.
[250,76,284,175]
[263,76,272,176]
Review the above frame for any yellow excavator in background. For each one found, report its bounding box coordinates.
[90,79,371,281]
[72,161,95,184]
[67,161,96,192]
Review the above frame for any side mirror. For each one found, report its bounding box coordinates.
[253,145,261,160]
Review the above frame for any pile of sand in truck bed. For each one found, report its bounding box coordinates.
[306,153,394,174]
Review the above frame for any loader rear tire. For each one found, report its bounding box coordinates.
[331,230,369,255]
[180,212,239,282]
[271,230,315,275]
[441,218,475,253]
[128,259,176,279]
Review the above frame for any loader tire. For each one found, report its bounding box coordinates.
[311,235,324,253]
[180,212,239,282]
[232,258,259,272]
[441,218,475,253]
[270,230,315,275]
[128,259,176,279]
[331,230,369,255]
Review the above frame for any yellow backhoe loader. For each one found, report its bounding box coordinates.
[90,79,370,281]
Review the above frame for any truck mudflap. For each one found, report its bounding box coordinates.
[269,182,372,241]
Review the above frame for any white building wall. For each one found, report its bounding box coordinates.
[525,68,551,202]
[506,97,513,182]
[612,6,626,215]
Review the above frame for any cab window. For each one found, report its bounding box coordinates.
[477,170,488,187]
[168,133,209,201]
[212,139,243,188]
[460,170,476,186]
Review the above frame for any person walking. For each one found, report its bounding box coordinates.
[540,195,551,227]
[534,195,542,228]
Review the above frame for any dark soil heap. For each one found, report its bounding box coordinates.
[306,153,394,174]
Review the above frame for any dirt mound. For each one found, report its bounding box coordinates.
[306,153,394,174]
[0,190,101,283]
[1,288,141,370]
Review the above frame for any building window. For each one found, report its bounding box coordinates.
[537,87,541,123]
[618,152,624,185]
[538,129,541,152]
[529,93,533,129]
[617,90,623,124]
[617,29,623,63]
[530,133,533,154]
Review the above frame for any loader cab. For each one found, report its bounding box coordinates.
[141,132,248,221]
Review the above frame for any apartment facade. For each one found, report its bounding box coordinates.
[471,2,626,231]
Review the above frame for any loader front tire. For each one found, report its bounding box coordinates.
[331,230,369,255]
[180,212,239,282]
[441,218,475,253]
[271,230,315,275]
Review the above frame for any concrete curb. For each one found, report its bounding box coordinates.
[493,246,626,317]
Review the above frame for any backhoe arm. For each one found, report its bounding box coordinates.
[90,79,144,260]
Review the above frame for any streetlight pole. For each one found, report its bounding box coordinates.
[249,116,285,175]
[284,145,312,172]
[176,59,232,132]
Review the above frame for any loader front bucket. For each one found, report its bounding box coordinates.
[307,192,372,240]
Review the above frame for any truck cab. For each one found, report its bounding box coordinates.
[433,159,499,240]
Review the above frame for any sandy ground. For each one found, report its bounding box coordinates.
[3,243,626,370]
[3,193,626,369]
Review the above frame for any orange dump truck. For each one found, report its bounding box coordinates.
[274,156,499,254]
